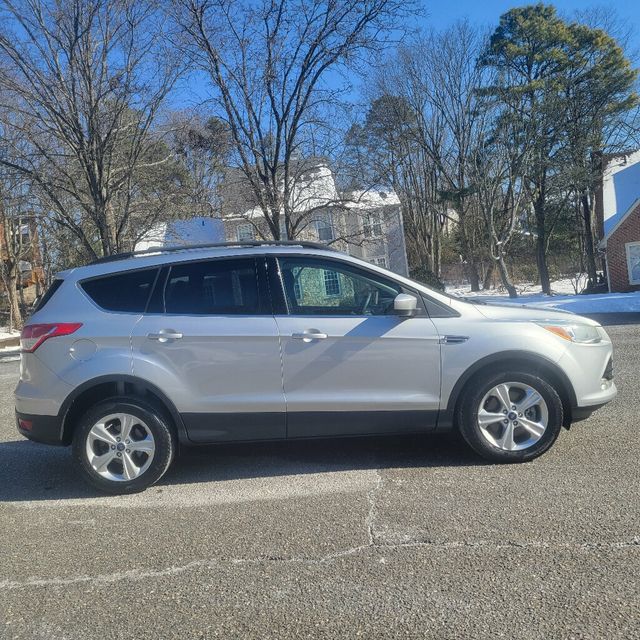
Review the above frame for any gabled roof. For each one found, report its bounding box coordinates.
[599,197,640,248]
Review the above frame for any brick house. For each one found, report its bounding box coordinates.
[597,150,640,292]
[599,199,640,292]
[0,218,45,294]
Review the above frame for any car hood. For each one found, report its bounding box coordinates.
[473,302,600,326]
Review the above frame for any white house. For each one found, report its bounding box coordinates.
[136,162,409,277]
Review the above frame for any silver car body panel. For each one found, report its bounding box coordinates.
[15,245,617,445]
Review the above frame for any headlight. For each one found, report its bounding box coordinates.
[536,322,603,344]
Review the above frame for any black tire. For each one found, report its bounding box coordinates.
[457,370,564,463]
[72,397,176,494]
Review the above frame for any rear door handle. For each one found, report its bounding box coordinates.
[292,329,328,342]
[147,329,183,343]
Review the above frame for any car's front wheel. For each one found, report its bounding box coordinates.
[458,371,564,463]
[72,398,176,494]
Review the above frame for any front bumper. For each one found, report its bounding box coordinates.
[557,341,617,409]
[16,410,64,445]
[571,402,610,423]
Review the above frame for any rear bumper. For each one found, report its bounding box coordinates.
[16,410,65,445]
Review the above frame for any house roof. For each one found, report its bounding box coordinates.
[222,163,400,220]
[602,149,640,236]
[599,197,640,248]
[343,189,400,210]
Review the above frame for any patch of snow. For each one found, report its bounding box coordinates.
[0,328,20,341]
[446,281,640,314]
[446,276,584,298]
[344,188,401,210]
[0,344,19,353]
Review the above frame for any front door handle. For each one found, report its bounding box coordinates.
[292,329,328,342]
[147,329,183,343]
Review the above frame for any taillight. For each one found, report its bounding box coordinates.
[20,323,82,352]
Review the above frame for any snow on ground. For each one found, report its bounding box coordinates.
[0,328,20,341]
[446,277,582,298]
[446,278,640,314]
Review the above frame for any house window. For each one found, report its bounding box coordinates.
[236,223,255,242]
[323,269,341,296]
[315,214,334,242]
[371,256,388,268]
[625,241,640,285]
[363,212,383,238]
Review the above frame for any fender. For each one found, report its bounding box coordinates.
[58,374,190,444]
[438,350,577,430]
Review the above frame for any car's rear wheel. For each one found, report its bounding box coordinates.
[72,398,175,494]
[457,371,564,463]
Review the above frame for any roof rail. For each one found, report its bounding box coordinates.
[89,240,336,265]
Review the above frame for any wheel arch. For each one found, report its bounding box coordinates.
[440,351,577,431]
[58,375,189,445]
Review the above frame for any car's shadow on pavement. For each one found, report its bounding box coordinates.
[0,433,488,502]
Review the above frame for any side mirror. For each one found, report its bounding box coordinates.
[393,293,417,317]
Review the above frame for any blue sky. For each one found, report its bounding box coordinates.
[178,1,640,111]
[424,0,638,33]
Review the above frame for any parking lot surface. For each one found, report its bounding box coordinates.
[1,325,638,639]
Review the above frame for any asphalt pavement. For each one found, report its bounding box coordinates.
[0,325,638,639]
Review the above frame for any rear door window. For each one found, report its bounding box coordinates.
[81,268,159,312]
[164,258,260,315]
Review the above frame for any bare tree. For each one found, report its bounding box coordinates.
[345,94,448,280]
[169,111,233,218]
[175,0,415,240]
[0,0,181,259]
[0,169,34,329]
[471,113,531,298]
[371,22,489,289]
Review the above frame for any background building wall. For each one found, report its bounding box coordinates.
[606,201,640,292]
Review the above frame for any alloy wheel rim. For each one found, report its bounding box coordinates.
[85,413,155,482]
[477,382,549,452]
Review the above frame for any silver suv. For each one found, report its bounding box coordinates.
[15,242,617,493]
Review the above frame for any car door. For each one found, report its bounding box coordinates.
[271,255,441,438]
[131,256,286,443]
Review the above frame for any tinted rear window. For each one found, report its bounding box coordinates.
[81,268,158,312]
[33,279,63,312]
[165,258,259,315]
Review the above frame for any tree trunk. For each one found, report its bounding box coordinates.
[482,262,495,290]
[465,261,480,291]
[581,191,598,287]
[18,274,25,310]
[432,219,442,279]
[458,220,480,291]
[7,267,23,330]
[496,254,517,298]
[533,191,551,294]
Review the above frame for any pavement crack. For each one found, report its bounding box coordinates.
[365,467,384,547]
[1,539,637,591]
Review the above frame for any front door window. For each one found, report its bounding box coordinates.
[278,257,404,316]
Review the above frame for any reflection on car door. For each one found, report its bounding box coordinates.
[131,257,286,442]
[272,256,441,438]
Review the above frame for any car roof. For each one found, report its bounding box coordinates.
[54,241,463,312]
[57,243,343,280]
